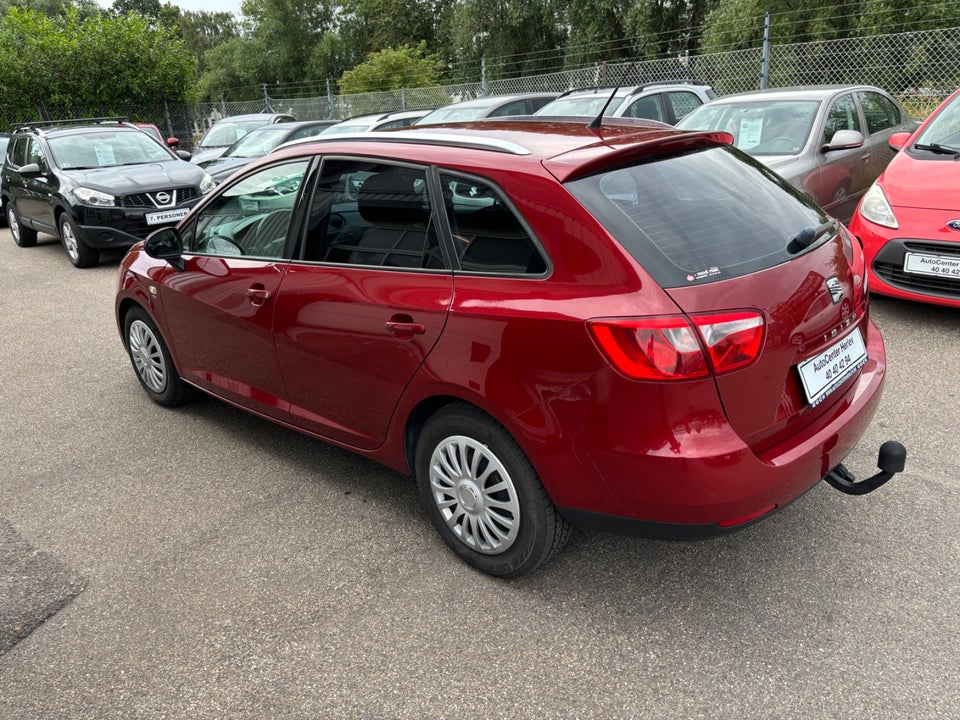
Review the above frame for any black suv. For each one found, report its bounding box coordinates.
[1,118,215,267]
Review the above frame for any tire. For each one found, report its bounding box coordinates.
[415,403,571,578]
[7,203,38,247]
[59,214,99,268]
[124,306,189,407]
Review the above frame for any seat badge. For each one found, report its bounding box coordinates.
[826,276,844,305]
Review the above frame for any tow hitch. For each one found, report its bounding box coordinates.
[824,441,907,495]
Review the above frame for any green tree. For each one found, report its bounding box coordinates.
[338,42,443,94]
[239,0,335,84]
[175,9,240,73]
[0,7,196,124]
[197,36,274,101]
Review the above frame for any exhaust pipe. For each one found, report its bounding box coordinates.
[824,441,907,495]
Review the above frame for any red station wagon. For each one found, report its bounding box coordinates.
[115,119,904,577]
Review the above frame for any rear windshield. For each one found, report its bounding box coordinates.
[565,145,826,287]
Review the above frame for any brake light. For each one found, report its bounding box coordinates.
[587,311,765,381]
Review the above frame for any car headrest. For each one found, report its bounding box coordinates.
[357,171,428,226]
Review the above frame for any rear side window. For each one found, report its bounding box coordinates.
[565,146,825,287]
[857,91,901,135]
[439,172,547,275]
[667,91,703,122]
[304,159,445,270]
[622,95,666,122]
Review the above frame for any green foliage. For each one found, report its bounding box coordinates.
[197,36,274,101]
[240,0,334,83]
[338,43,443,94]
[0,7,196,126]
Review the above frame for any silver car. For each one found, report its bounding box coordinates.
[676,85,918,221]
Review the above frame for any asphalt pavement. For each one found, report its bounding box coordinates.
[1,228,958,719]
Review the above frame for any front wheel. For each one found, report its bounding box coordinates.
[415,404,571,578]
[59,215,99,268]
[124,307,189,407]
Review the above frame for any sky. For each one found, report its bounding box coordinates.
[95,0,244,16]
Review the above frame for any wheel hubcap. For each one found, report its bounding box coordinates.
[61,221,79,261]
[128,320,166,393]
[429,435,520,555]
[8,209,20,241]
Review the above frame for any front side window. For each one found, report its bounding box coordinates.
[439,172,547,275]
[622,94,666,122]
[303,160,444,269]
[823,94,862,144]
[667,91,703,122]
[183,160,308,259]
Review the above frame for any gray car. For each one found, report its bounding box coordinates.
[676,85,918,221]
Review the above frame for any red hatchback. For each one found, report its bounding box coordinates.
[848,87,960,308]
[115,119,903,577]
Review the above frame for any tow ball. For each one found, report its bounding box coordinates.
[824,441,907,495]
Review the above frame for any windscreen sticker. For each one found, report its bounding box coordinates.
[686,267,722,282]
[94,146,116,166]
[737,118,763,149]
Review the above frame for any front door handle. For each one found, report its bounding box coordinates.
[245,285,271,307]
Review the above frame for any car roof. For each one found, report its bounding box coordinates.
[269,117,732,183]
[212,113,292,122]
[708,85,887,103]
[436,93,559,110]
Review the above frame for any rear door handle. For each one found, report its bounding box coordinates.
[386,319,426,339]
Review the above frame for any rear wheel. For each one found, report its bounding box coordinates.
[59,215,99,268]
[415,404,571,578]
[124,307,188,407]
[7,204,38,247]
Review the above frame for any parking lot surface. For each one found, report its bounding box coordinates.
[1,229,958,719]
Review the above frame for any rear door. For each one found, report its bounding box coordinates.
[273,159,453,450]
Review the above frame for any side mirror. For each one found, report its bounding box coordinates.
[887,132,911,151]
[175,149,192,161]
[166,137,180,148]
[824,129,865,152]
[19,162,43,177]
[144,227,184,271]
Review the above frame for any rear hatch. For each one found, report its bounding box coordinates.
[563,144,870,452]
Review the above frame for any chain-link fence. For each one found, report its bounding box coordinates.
[32,25,958,151]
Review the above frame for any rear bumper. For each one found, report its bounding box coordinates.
[522,318,887,534]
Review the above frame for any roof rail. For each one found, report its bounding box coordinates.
[280,130,531,156]
[15,116,129,131]
[556,80,707,101]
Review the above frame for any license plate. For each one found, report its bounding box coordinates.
[797,328,867,407]
[145,208,190,226]
[903,252,960,278]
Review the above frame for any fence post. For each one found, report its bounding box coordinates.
[481,57,488,96]
[162,99,174,140]
[760,12,771,90]
[401,87,406,110]
[262,83,273,112]
[326,78,333,119]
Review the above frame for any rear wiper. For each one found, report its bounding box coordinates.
[787,219,837,254]
[913,142,960,158]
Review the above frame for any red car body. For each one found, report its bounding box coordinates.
[847,87,960,308]
[116,120,891,575]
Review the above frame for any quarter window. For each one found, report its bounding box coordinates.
[667,92,703,122]
[183,160,308,259]
[439,173,547,275]
[622,94,666,122]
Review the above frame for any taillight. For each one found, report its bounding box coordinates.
[587,311,765,381]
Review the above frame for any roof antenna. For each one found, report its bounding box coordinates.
[588,39,648,135]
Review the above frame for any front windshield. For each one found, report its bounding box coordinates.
[915,93,960,149]
[677,100,819,156]
[417,105,490,124]
[49,129,173,169]
[223,126,289,158]
[200,119,269,148]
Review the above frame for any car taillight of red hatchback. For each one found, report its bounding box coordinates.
[115,117,905,577]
